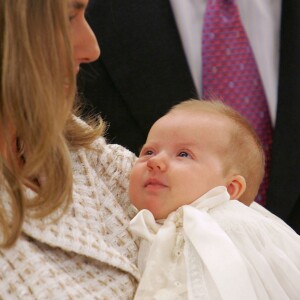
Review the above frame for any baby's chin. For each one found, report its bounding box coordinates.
[150,206,173,220]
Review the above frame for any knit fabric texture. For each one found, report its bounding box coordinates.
[0,121,139,299]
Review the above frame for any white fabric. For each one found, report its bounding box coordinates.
[169,0,281,125]
[130,186,300,299]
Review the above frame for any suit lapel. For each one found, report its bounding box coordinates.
[267,0,300,222]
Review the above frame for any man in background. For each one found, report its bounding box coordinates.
[78,0,300,233]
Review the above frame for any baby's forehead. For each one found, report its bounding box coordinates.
[151,111,231,138]
[165,109,234,129]
[149,111,233,147]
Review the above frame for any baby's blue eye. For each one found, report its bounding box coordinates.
[140,149,154,157]
[145,150,154,155]
[178,151,189,157]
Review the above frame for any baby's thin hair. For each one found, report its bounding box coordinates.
[169,99,265,204]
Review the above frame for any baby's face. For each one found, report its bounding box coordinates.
[129,110,231,219]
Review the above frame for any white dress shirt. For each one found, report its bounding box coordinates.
[169,0,282,125]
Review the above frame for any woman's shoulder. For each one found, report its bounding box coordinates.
[71,117,136,178]
[74,117,135,161]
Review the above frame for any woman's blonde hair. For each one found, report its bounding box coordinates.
[0,0,104,247]
[169,99,265,204]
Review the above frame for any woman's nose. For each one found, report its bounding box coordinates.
[147,154,167,172]
[74,19,100,65]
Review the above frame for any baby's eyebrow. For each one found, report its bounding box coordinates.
[176,142,198,148]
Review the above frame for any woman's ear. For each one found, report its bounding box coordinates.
[226,175,246,200]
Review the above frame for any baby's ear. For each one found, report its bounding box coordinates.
[226,175,246,200]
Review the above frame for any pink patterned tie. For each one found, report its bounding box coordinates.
[202,0,273,205]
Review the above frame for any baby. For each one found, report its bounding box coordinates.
[129,99,300,300]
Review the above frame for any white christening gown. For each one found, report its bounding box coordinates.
[130,186,300,300]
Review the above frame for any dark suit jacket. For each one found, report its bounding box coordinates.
[78,0,300,233]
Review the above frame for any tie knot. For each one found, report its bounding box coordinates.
[206,0,239,23]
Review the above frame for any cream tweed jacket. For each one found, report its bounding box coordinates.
[0,133,139,299]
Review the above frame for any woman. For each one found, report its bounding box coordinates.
[0,0,139,298]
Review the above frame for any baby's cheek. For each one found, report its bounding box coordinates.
[128,170,141,205]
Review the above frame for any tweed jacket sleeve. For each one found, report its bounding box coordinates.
[0,133,139,299]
